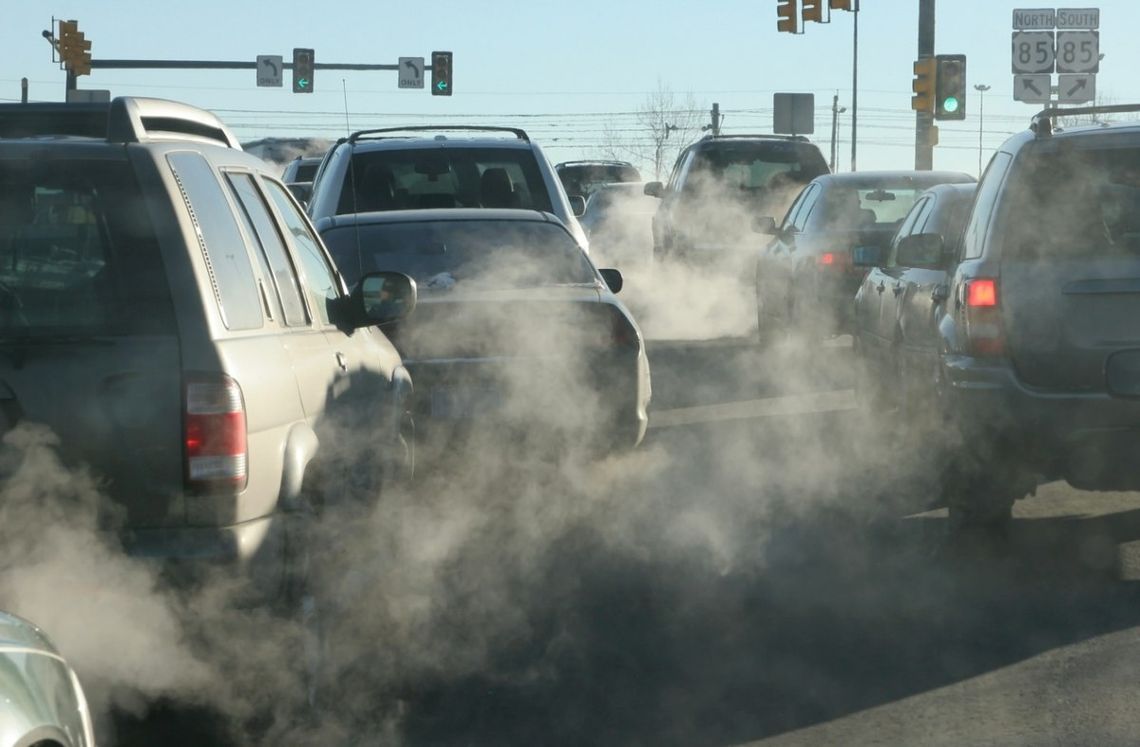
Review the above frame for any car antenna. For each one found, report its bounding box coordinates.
[342,79,364,283]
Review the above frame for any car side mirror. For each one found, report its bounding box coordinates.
[356,271,417,326]
[569,194,587,218]
[752,216,778,235]
[598,268,623,294]
[643,181,664,199]
[896,233,945,269]
[852,245,884,267]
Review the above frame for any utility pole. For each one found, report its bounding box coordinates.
[830,94,846,172]
[915,0,936,170]
[20,78,28,104]
[850,0,860,172]
[974,83,990,176]
[709,102,721,136]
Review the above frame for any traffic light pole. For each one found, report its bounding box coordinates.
[850,0,859,172]
[915,0,936,170]
[89,59,414,72]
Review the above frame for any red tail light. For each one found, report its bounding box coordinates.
[592,306,638,349]
[184,375,248,491]
[819,252,837,266]
[964,278,1005,357]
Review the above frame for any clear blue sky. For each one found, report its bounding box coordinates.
[5,1,1136,178]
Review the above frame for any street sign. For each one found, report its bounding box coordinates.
[1012,8,1056,29]
[1056,7,1099,28]
[256,55,283,87]
[1013,73,1052,103]
[398,56,424,89]
[773,93,815,135]
[1055,30,1099,73]
[1011,31,1055,73]
[1058,73,1095,103]
[66,89,110,103]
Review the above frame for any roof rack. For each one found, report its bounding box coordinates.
[347,125,529,143]
[555,159,635,168]
[108,97,240,149]
[0,97,241,149]
[1031,103,1140,138]
[700,133,809,142]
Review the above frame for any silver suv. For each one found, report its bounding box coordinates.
[0,97,415,596]
[306,125,590,251]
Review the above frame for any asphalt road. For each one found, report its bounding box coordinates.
[112,335,1140,746]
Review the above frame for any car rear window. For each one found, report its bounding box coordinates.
[323,220,595,290]
[559,164,641,197]
[0,157,175,336]
[1002,144,1140,259]
[337,147,554,215]
[685,142,828,194]
[813,186,928,230]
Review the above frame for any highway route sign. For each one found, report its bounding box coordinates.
[257,55,283,87]
[1013,74,1052,103]
[1056,7,1099,28]
[1058,73,1095,104]
[1055,30,1099,73]
[1012,8,1056,29]
[1011,31,1055,74]
[398,57,424,89]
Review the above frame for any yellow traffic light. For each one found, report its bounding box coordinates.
[777,0,798,33]
[802,0,825,23]
[57,19,91,77]
[912,57,936,113]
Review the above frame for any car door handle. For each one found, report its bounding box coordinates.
[892,283,904,296]
[336,352,348,372]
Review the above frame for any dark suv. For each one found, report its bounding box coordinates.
[892,105,1140,528]
[644,134,829,265]
[0,98,415,597]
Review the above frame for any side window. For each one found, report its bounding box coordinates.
[792,184,820,232]
[961,152,1012,259]
[263,180,340,327]
[225,173,308,327]
[888,196,932,267]
[167,152,262,331]
[666,151,689,192]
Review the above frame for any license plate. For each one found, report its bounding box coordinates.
[430,387,501,419]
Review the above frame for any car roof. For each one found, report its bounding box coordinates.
[556,160,636,169]
[318,208,564,229]
[338,137,535,152]
[813,170,975,188]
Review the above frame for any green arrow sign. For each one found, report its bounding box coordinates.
[298,78,309,90]
[436,80,447,92]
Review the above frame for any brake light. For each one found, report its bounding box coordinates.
[963,278,1005,357]
[967,278,998,307]
[594,306,638,349]
[819,252,837,266]
[184,375,247,491]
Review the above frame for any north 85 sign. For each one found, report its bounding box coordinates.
[1011,31,1055,74]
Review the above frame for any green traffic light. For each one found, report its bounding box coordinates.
[942,96,959,113]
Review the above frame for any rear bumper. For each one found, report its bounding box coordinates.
[119,512,286,598]
[943,354,1140,489]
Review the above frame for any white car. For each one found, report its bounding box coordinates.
[0,611,95,747]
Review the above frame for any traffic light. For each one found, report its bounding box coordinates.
[911,57,936,113]
[57,19,92,77]
[935,54,967,120]
[830,0,853,9]
[777,0,798,33]
[802,0,825,23]
[292,48,314,93]
[431,51,453,96]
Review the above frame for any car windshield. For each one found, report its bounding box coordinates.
[322,219,596,289]
[337,146,554,215]
[1003,145,1140,259]
[0,157,173,336]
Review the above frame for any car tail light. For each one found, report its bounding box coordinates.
[964,278,1005,357]
[592,306,638,349]
[184,375,247,491]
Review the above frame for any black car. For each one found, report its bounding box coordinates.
[854,182,977,410]
[556,160,641,201]
[878,105,1140,530]
[644,134,829,266]
[316,209,652,454]
[754,170,974,342]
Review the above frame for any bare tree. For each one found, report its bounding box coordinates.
[600,82,704,181]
